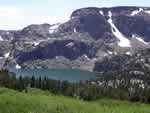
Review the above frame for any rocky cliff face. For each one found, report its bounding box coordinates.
[0,6,150,71]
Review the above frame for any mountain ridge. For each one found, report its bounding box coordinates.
[0,6,150,71]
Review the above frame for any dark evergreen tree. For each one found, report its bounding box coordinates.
[31,75,35,88]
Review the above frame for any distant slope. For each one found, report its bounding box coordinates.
[0,88,149,113]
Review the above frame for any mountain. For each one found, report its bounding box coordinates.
[0,6,150,71]
[94,48,150,72]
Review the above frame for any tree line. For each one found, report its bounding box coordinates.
[0,69,150,104]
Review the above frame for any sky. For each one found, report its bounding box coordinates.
[0,0,150,30]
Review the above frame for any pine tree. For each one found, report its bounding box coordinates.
[31,75,35,88]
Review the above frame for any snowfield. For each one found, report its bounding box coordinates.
[107,11,131,47]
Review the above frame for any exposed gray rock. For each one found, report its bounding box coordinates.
[0,6,150,71]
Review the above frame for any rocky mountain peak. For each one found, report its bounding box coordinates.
[0,6,150,71]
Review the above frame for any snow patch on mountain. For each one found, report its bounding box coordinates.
[6,32,9,35]
[113,52,117,55]
[108,51,113,55]
[25,41,40,46]
[55,56,67,60]
[4,52,10,58]
[82,54,90,61]
[66,42,74,47]
[16,64,21,69]
[92,58,97,61]
[0,36,4,41]
[126,51,132,56]
[107,11,131,47]
[99,10,104,16]
[49,24,59,34]
[136,37,149,45]
[130,8,150,16]
[33,41,40,46]
[132,34,149,45]
[0,57,4,59]
[131,8,144,16]
[25,38,52,46]
[145,10,150,14]
[74,28,77,33]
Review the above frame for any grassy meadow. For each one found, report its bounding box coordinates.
[0,88,150,113]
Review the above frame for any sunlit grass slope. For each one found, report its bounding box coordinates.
[0,88,149,113]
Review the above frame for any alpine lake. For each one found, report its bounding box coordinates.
[8,69,97,83]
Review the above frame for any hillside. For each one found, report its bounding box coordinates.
[0,88,150,113]
[94,48,150,72]
[0,6,150,71]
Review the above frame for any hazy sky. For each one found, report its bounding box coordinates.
[0,0,150,30]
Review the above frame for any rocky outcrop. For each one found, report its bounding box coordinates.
[0,6,150,71]
[94,48,150,72]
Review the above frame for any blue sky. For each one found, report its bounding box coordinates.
[0,0,150,30]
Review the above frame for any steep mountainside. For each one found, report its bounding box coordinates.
[94,48,150,72]
[0,6,150,71]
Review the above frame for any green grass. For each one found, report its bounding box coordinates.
[0,88,150,113]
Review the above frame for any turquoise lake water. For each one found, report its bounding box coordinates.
[9,69,96,83]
